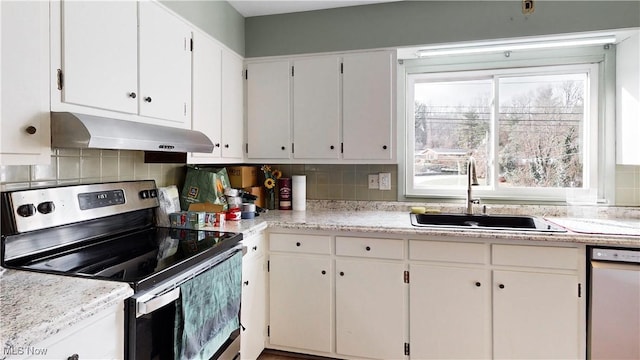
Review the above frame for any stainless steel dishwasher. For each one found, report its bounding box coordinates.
[589,247,640,360]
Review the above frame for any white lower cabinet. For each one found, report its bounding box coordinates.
[492,270,580,360]
[269,253,332,352]
[27,303,124,360]
[266,232,584,360]
[491,244,582,360]
[335,259,405,359]
[410,264,491,359]
[268,233,332,353]
[241,233,267,360]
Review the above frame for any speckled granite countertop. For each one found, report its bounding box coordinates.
[211,205,640,247]
[0,270,133,357]
[2,201,637,354]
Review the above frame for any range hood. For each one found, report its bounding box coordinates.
[51,112,214,153]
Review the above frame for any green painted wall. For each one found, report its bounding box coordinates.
[245,1,640,57]
[161,0,245,56]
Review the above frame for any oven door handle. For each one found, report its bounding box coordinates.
[137,287,180,316]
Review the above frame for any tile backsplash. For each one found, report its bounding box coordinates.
[266,164,398,202]
[0,149,183,191]
[615,165,640,206]
[2,154,638,207]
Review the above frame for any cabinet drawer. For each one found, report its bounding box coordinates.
[270,233,331,254]
[492,244,578,270]
[335,236,403,259]
[409,240,487,264]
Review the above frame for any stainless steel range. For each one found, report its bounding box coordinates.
[1,180,243,360]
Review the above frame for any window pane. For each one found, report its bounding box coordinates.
[498,74,585,188]
[413,79,491,188]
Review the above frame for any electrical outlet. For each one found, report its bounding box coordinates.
[368,174,379,189]
[379,172,391,190]
[522,0,534,14]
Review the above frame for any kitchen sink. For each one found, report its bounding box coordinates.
[410,213,566,232]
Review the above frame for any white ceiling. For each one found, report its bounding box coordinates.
[228,0,402,17]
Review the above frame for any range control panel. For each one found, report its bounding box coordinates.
[3,180,159,234]
[592,248,640,264]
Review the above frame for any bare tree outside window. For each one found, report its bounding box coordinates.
[412,72,586,191]
[499,74,585,188]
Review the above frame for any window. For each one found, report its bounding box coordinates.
[403,45,611,202]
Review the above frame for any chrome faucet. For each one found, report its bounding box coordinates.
[466,156,480,215]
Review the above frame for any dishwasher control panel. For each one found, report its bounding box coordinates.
[592,248,640,264]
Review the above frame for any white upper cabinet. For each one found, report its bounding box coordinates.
[245,50,395,163]
[189,29,222,162]
[61,1,138,115]
[342,51,394,160]
[1,0,51,165]
[221,50,245,160]
[55,0,191,128]
[616,30,640,165]
[246,61,291,159]
[138,1,191,126]
[292,56,341,159]
[188,30,244,164]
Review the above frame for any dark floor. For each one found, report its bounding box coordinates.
[257,349,337,360]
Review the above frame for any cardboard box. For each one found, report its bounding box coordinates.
[188,202,226,213]
[227,166,259,188]
[243,186,264,208]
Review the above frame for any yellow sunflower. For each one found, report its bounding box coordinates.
[272,169,282,179]
[264,178,276,189]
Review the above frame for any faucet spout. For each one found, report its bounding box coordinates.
[466,156,480,214]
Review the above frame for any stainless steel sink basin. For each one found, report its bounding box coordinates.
[410,213,566,232]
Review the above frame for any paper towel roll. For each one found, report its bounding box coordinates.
[292,175,306,211]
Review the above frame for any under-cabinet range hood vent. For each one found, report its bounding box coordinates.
[51,112,214,153]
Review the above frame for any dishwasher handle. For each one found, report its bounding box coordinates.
[137,287,180,317]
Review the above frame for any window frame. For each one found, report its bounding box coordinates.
[398,44,615,204]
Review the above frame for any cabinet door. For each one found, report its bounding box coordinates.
[32,304,124,359]
[616,31,640,165]
[241,253,266,359]
[269,254,331,352]
[221,50,245,159]
[335,259,405,359]
[246,61,291,159]
[410,265,491,359]
[138,1,191,126]
[342,51,393,160]
[493,270,580,360]
[1,0,51,165]
[189,30,222,162]
[292,56,341,159]
[61,1,138,114]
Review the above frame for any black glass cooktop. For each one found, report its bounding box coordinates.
[6,227,242,291]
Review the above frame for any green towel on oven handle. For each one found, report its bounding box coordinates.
[174,251,242,360]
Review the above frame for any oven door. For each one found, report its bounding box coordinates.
[126,248,242,360]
